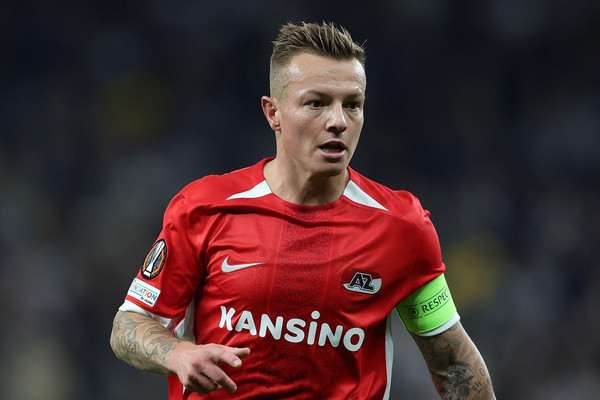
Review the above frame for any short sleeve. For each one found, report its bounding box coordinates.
[414,209,445,280]
[396,206,460,335]
[123,192,204,320]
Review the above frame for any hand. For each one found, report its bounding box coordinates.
[167,342,251,394]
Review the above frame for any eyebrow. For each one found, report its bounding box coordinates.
[303,90,365,100]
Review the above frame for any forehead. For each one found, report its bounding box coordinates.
[282,53,366,97]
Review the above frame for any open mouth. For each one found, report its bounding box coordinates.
[319,142,347,153]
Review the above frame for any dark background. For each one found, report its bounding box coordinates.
[1,1,599,399]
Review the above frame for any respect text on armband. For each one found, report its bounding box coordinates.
[219,306,365,352]
[406,286,451,320]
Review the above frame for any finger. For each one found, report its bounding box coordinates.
[213,346,251,368]
[201,365,238,393]
[231,347,251,360]
[184,374,222,394]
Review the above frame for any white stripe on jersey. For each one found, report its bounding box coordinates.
[173,299,196,342]
[343,180,389,211]
[226,178,389,212]
[226,180,272,200]
[383,313,394,400]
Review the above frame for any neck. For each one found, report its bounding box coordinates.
[263,158,349,206]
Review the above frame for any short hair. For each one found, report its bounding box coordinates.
[269,22,366,99]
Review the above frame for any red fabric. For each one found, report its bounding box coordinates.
[125,158,445,399]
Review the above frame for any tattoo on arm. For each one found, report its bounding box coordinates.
[411,323,495,400]
[110,310,182,374]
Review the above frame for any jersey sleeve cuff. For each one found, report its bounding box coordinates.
[413,312,460,337]
[119,299,175,330]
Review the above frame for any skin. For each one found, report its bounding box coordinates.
[262,52,366,205]
[111,51,495,398]
[111,52,366,395]
[411,322,496,399]
[110,310,250,393]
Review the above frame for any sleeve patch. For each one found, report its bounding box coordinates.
[127,278,161,307]
[396,273,457,334]
[141,239,167,279]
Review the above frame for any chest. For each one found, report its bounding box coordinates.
[199,207,418,321]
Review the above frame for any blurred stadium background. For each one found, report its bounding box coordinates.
[1,1,599,399]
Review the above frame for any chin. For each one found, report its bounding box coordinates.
[316,163,347,177]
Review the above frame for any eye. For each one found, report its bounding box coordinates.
[346,101,361,110]
[307,100,324,108]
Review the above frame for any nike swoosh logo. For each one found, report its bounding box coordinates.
[221,256,263,273]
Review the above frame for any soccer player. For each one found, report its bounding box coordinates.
[110,22,496,399]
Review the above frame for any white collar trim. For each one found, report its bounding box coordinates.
[227,179,388,212]
[343,180,388,211]
[226,180,272,200]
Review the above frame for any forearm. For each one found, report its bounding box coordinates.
[411,323,495,400]
[110,310,183,374]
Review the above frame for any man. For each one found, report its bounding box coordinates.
[110,22,496,399]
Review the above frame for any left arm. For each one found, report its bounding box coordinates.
[410,322,496,400]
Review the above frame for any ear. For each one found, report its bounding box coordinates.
[261,96,281,132]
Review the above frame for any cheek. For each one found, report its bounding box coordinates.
[282,131,312,155]
[280,108,305,132]
[278,123,306,153]
[348,118,364,146]
[280,113,318,144]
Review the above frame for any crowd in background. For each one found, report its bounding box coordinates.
[1,1,599,399]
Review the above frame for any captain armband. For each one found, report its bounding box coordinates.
[396,273,460,336]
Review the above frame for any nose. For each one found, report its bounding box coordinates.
[326,104,347,134]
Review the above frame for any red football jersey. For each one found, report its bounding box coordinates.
[121,158,449,399]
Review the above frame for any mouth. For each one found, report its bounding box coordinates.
[318,141,348,159]
[319,141,347,153]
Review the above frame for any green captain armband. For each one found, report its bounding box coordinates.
[396,273,459,336]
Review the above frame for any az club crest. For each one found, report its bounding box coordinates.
[341,268,382,295]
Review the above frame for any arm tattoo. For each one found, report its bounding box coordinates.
[110,311,182,374]
[411,323,495,400]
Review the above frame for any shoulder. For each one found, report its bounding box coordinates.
[347,167,430,227]
[178,159,267,205]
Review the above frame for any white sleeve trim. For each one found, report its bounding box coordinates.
[173,299,196,343]
[119,299,175,330]
[414,312,461,337]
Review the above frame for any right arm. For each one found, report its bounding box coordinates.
[110,310,250,393]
